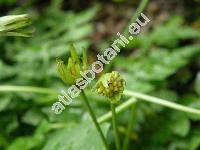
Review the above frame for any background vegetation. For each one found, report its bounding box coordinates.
[0,0,200,150]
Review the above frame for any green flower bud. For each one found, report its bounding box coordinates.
[82,47,88,71]
[56,59,72,84]
[0,14,34,37]
[96,71,125,103]
[56,44,88,85]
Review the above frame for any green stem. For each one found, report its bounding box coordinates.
[124,90,200,115]
[81,91,109,150]
[1,85,200,115]
[111,103,121,150]
[98,88,200,124]
[1,85,199,116]
[98,98,137,124]
[124,0,149,36]
[0,85,58,94]
[122,105,136,150]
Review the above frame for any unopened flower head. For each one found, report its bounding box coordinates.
[56,44,88,85]
[0,14,34,37]
[96,71,125,103]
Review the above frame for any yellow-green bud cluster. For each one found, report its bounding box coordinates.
[96,71,125,103]
[56,44,87,85]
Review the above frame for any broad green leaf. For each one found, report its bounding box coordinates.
[43,121,110,150]
[7,120,50,150]
[171,114,190,137]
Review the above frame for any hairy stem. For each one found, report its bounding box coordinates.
[81,91,109,150]
[111,103,121,150]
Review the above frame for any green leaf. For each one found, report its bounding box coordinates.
[7,137,35,150]
[115,45,200,82]
[0,96,11,111]
[7,120,50,150]
[43,121,110,150]
[195,72,200,96]
[170,113,190,137]
[22,109,44,126]
[189,131,200,150]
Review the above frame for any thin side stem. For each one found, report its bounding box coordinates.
[1,85,199,117]
[81,91,109,150]
[0,85,58,95]
[124,0,149,36]
[124,90,200,115]
[98,89,200,124]
[98,98,137,124]
[111,103,121,150]
[122,105,136,150]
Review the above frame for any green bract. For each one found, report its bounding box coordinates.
[56,44,88,85]
[96,71,125,103]
[0,14,33,37]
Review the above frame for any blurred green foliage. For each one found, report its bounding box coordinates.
[0,0,200,150]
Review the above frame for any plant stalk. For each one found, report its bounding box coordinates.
[0,85,58,94]
[0,85,199,115]
[81,91,109,150]
[124,0,149,36]
[124,90,200,115]
[111,103,121,150]
[122,105,136,150]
